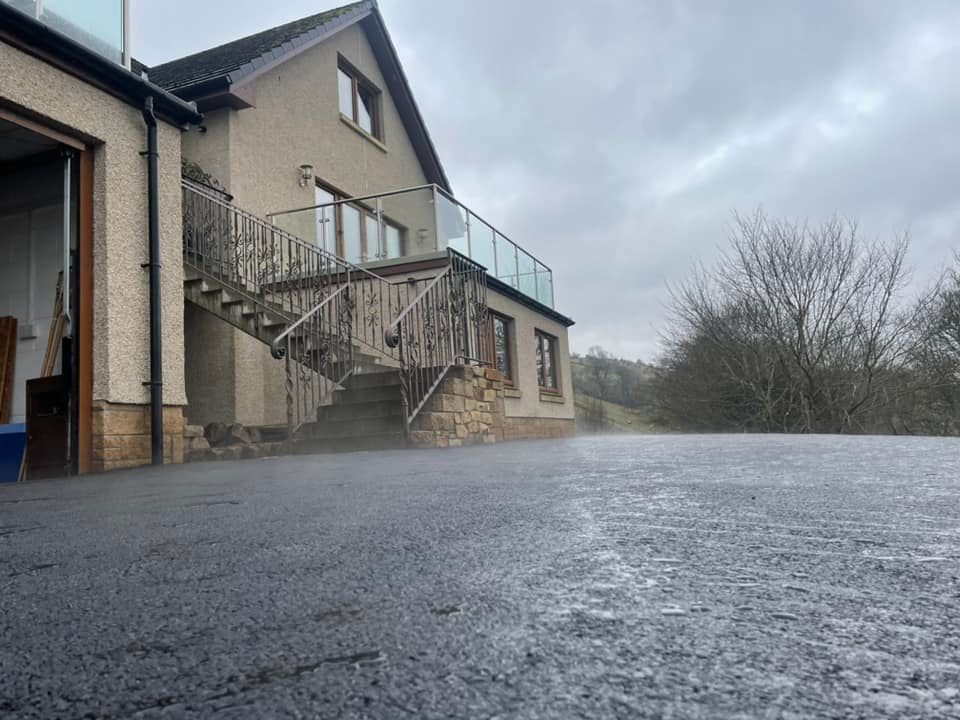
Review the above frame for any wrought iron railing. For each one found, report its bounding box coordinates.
[385,251,490,425]
[183,178,475,435]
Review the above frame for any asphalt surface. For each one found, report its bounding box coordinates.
[1,434,959,719]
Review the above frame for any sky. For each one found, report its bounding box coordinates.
[134,0,960,363]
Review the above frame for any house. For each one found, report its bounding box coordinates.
[0,0,575,476]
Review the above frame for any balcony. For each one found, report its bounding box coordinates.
[3,0,128,66]
[268,185,556,309]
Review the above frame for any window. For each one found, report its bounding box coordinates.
[338,59,382,140]
[314,181,405,262]
[487,313,514,383]
[535,330,559,391]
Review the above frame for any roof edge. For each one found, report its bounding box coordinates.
[0,4,202,127]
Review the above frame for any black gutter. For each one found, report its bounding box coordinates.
[486,275,576,328]
[141,98,163,465]
[0,4,202,126]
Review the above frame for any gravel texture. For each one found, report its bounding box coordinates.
[1,434,959,719]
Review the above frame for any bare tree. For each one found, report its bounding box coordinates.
[586,346,615,401]
[656,210,944,433]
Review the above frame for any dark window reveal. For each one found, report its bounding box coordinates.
[535,330,558,391]
[488,313,513,383]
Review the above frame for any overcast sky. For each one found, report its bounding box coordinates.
[135,1,960,362]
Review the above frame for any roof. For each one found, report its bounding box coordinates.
[148,2,367,93]
[144,1,450,191]
[0,4,201,127]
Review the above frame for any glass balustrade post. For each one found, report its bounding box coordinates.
[376,197,385,260]
[431,184,441,253]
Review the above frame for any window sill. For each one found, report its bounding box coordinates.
[340,114,387,153]
[539,391,565,404]
[504,387,522,399]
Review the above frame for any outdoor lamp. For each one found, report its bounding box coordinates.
[298,164,314,187]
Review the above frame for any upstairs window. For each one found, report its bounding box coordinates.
[338,60,382,140]
[535,330,559,392]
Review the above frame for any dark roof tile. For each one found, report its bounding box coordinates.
[148,1,368,91]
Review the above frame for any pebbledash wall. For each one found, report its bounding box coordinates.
[181,23,430,428]
[0,41,188,471]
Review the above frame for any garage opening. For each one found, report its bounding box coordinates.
[0,116,86,482]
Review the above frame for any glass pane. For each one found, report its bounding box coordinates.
[365,213,380,259]
[535,335,544,387]
[38,0,124,64]
[338,69,354,118]
[315,187,336,253]
[357,84,376,135]
[536,261,554,308]
[494,317,510,379]
[496,235,518,288]
[544,338,556,389]
[436,192,467,255]
[380,187,436,257]
[385,225,402,259]
[469,213,496,273]
[341,204,362,263]
[517,249,537,299]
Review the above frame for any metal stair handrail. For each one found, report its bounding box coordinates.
[384,250,490,426]
[182,180,489,437]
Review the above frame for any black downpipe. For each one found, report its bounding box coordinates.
[142,97,163,465]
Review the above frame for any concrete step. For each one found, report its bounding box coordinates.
[299,413,403,439]
[317,399,403,422]
[290,431,406,455]
[332,383,403,405]
[344,370,402,390]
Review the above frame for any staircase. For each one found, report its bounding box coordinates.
[290,370,406,453]
[180,177,489,455]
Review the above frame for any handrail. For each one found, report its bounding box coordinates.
[267,183,437,219]
[383,251,490,426]
[271,283,350,360]
[384,265,451,348]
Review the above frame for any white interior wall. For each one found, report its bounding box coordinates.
[0,161,63,424]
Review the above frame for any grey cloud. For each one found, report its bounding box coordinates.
[134,0,960,361]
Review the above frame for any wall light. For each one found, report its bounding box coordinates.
[298,164,314,188]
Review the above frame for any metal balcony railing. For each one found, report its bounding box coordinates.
[268,184,556,309]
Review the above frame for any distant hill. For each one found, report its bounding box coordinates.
[574,392,657,433]
[571,349,660,433]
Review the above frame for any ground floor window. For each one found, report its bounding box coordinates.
[487,312,513,383]
[535,330,559,391]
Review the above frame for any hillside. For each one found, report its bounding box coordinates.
[571,349,660,433]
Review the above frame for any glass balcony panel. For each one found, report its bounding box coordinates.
[379,187,437,257]
[536,261,554,308]
[517,249,537,299]
[8,0,126,64]
[469,213,496,273]
[385,225,402,259]
[267,186,554,305]
[341,204,362,263]
[436,192,468,256]
[495,234,518,289]
[364,213,380,259]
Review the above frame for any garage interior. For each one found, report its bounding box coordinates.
[0,115,77,481]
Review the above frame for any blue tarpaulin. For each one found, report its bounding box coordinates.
[0,424,26,483]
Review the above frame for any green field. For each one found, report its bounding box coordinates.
[574,392,658,433]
